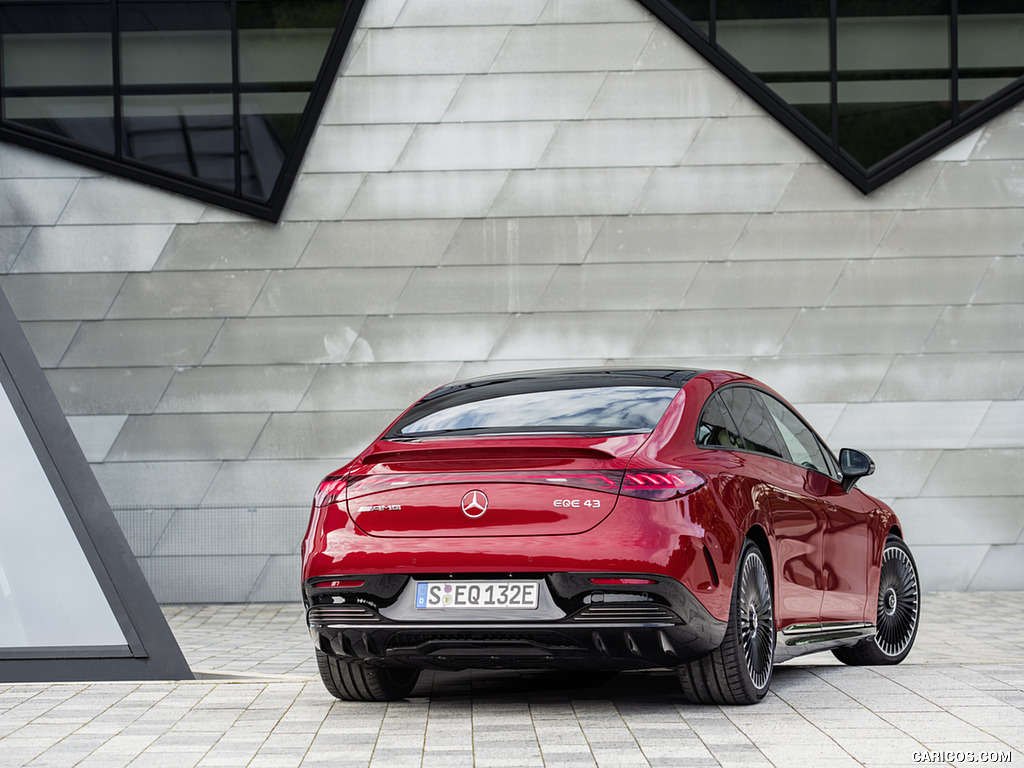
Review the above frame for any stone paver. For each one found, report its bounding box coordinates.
[0,593,1021,767]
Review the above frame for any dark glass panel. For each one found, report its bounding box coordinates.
[957,4,1024,112]
[836,1,951,168]
[696,392,745,450]
[235,1,347,200]
[239,92,307,199]
[119,2,231,87]
[665,0,709,34]
[122,93,234,190]
[238,0,345,84]
[1,4,114,152]
[716,0,831,139]
[720,387,785,460]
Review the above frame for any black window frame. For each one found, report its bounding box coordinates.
[640,0,1024,193]
[0,0,365,222]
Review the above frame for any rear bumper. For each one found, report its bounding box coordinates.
[304,572,727,671]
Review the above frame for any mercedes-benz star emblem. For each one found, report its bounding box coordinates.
[461,490,488,518]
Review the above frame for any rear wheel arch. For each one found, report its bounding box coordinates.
[744,524,774,599]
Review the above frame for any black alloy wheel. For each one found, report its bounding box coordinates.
[833,535,920,666]
[678,539,775,704]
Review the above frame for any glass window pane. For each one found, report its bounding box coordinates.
[238,0,345,83]
[1,5,114,152]
[958,6,1024,111]
[120,2,231,87]
[665,0,710,35]
[716,1,831,138]
[123,93,235,189]
[837,2,951,169]
[721,387,785,459]
[240,92,307,199]
[697,392,744,449]
[758,393,832,476]
[0,382,127,650]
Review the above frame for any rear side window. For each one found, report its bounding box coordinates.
[390,386,679,438]
[722,387,785,459]
[696,392,745,449]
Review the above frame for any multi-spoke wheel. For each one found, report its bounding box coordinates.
[833,535,920,666]
[316,650,420,701]
[679,539,775,704]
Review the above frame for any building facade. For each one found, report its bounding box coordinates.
[1,0,1022,601]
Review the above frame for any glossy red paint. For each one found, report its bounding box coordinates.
[302,368,912,699]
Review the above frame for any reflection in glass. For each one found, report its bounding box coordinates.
[123,94,235,190]
[717,1,831,138]
[0,0,349,211]
[958,5,1024,112]
[398,387,680,436]
[0,4,114,151]
[0,381,126,650]
[837,2,950,169]
[666,0,710,35]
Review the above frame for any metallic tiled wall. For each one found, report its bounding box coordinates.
[1,0,1021,601]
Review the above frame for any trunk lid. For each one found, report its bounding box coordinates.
[345,436,648,537]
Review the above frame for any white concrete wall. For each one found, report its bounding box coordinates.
[1,0,1021,600]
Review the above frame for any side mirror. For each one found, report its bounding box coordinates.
[839,448,875,493]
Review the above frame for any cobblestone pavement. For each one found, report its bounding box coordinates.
[1,593,1022,767]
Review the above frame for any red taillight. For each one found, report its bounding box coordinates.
[589,578,657,585]
[314,476,348,507]
[346,470,624,499]
[620,469,705,500]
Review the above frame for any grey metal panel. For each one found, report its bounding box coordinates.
[108,272,267,319]
[877,209,1024,258]
[535,262,699,311]
[586,214,748,263]
[156,365,317,414]
[46,368,175,415]
[394,265,555,314]
[250,410,397,460]
[106,414,269,461]
[925,305,1024,352]
[250,268,412,317]
[730,211,894,261]
[13,225,174,273]
[443,73,607,123]
[57,177,205,225]
[300,219,460,268]
[682,260,844,309]
[875,354,1024,401]
[344,26,509,76]
[154,222,317,271]
[0,274,125,320]
[60,319,223,367]
[199,459,340,507]
[492,23,654,73]
[443,217,599,266]
[298,362,461,412]
[203,317,366,365]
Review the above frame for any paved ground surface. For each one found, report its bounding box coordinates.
[1,593,1022,767]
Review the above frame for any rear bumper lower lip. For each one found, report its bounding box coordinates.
[304,572,727,670]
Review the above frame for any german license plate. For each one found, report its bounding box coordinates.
[415,581,539,610]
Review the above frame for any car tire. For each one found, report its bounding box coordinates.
[832,535,920,666]
[315,649,420,701]
[678,539,775,705]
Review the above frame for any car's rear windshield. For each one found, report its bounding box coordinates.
[388,386,680,438]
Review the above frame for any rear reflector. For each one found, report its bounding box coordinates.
[314,579,364,589]
[314,476,348,507]
[589,578,657,585]
[620,469,706,500]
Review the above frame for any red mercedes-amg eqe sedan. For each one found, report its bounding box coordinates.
[302,368,919,704]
